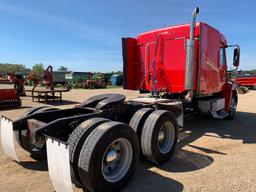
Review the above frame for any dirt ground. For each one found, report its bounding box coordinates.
[0,88,256,192]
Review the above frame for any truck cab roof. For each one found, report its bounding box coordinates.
[137,22,227,45]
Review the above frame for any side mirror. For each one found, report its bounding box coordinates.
[233,48,240,67]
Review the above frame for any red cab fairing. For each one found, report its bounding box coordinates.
[122,38,142,90]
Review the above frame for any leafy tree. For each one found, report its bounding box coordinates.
[115,71,123,75]
[104,72,115,83]
[32,63,44,77]
[58,66,68,71]
[0,63,30,74]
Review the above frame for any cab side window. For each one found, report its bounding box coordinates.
[219,47,226,66]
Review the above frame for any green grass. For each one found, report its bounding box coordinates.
[106,85,122,89]
[70,85,122,90]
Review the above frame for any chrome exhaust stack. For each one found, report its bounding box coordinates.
[185,7,199,100]
[189,7,199,41]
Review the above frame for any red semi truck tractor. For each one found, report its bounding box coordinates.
[0,7,240,192]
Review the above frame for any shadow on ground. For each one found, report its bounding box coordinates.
[180,111,256,146]
[124,148,213,192]
[17,160,48,171]
[123,161,184,192]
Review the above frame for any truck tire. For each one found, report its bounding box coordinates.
[78,121,139,192]
[225,95,237,120]
[67,117,109,186]
[129,108,154,139]
[18,107,59,160]
[141,110,178,164]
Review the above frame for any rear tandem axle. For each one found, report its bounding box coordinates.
[1,93,182,192]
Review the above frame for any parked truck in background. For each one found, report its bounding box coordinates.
[65,71,92,85]
[0,7,240,192]
[235,75,256,89]
[52,71,68,86]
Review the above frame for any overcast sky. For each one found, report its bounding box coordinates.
[0,0,255,71]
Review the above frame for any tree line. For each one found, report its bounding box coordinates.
[0,63,123,79]
[238,69,256,75]
[0,63,31,74]
[0,63,70,77]
[1,63,255,78]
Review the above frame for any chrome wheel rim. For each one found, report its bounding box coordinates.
[158,122,175,154]
[101,138,132,182]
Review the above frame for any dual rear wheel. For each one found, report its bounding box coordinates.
[68,119,139,192]
[69,109,178,192]
[129,109,178,164]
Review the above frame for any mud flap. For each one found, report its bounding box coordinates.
[0,116,19,162]
[46,137,73,192]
